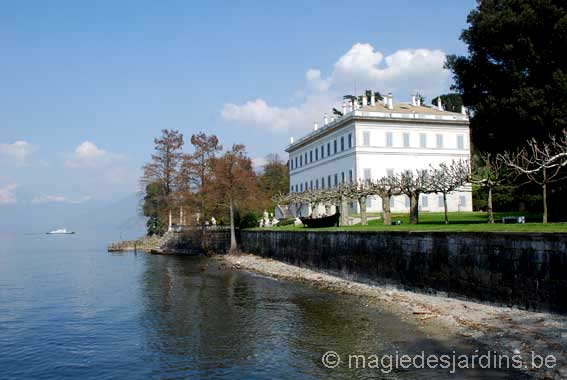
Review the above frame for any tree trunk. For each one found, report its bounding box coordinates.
[409,193,419,224]
[487,187,494,224]
[229,196,238,254]
[542,182,548,224]
[168,210,172,231]
[381,194,392,225]
[443,193,449,224]
[340,196,349,226]
[359,196,368,225]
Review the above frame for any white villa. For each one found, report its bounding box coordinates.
[286,93,472,216]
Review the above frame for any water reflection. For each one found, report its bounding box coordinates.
[139,255,522,380]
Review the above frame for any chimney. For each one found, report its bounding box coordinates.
[323,113,328,125]
[383,94,388,106]
[354,98,360,110]
[362,95,367,107]
[370,93,376,106]
[313,122,318,131]
[416,95,421,107]
[290,137,294,144]
[461,105,467,116]
[387,93,394,110]
[437,97,443,111]
[348,99,353,113]
[342,101,347,115]
[411,95,416,107]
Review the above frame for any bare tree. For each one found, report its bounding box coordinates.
[185,133,222,224]
[428,160,470,224]
[341,181,374,225]
[391,169,431,224]
[499,132,567,223]
[470,153,506,223]
[369,176,400,225]
[141,129,184,228]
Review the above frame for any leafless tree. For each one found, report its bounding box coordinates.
[369,176,400,225]
[470,153,506,223]
[499,132,567,223]
[390,169,431,224]
[428,160,470,224]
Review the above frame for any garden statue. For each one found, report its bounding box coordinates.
[211,217,216,226]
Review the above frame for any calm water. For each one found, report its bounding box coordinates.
[0,235,523,379]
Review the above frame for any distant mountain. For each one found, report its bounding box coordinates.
[0,193,146,247]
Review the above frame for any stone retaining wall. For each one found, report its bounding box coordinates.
[239,230,567,313]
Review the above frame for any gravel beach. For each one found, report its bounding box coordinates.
[220,253,566,380]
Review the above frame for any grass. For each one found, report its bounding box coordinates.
[250,212,567,233]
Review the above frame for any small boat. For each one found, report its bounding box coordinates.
[46,228,75,235]
[300,213,340,228]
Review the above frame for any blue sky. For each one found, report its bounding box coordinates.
[0,0,476,232]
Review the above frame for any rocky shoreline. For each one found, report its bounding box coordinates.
[220,253,566,380]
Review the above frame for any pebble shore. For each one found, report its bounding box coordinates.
[220,253,566,380]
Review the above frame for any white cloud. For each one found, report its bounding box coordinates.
[31,194,92,204]
[221,42,451,133]
[0,183,17,205]
[0,141,36,164]
[65,141,123,168]
[252,156,268,171]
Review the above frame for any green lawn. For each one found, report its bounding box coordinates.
[251,212,567,233]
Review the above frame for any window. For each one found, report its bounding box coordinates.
[305,153,308,164]
[334,174,338,187]
[459,195,467,207]
[333,140,337,154]
[315,148,319,161]
[386,168,394,177]
[310,180,313,190]
[420,133,427,148]
[348,133,352,148]
[295,157,298,168]
[341,172,345,183]
[327,175,331,188]
[349,169,353,183]
[363,131,370,146]
[421,194,428,208]
[321,145,324,159]
[457,135,465,150]
[436,134,444,148]
[300,155,303,166]
[403,133,410,147]
[438,195,444,208]
[405,195,410,208]
[386,132,393,147]
[300,183,303,192]
[321,177,325,189]
[309,150,313,163]
[340,136,345,151]
[327,143,331,156]
[363,168,371,183]
[290,160,293,170]
[305,182,308,191]
[315,179,319,189]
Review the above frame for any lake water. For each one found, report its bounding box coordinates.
[0,235,525,379]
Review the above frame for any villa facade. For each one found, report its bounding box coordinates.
[285,94,472,216]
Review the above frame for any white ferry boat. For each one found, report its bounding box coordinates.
[46,228,75,235]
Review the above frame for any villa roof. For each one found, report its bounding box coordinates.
[360,102,463,116]
[285,102,469,152]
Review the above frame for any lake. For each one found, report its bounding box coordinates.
[0,235,525,379]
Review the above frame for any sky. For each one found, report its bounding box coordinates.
[0,0,477,235]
